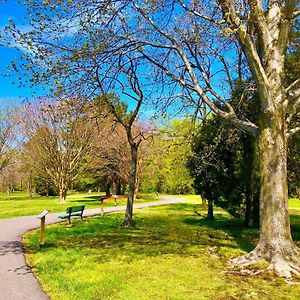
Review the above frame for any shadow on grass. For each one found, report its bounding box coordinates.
[29,209,254,263]
[27,204,300,266]
[68,199,98,205]
[68,195,100,205]
[68,195,127,206]
[182,210,300,253]
[183,215,258,253]
[150,203,258,253]
[151,203,199,211]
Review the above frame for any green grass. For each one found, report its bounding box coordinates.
[1,192,298,220]
[23,200,300,300]
[0,192,159,219]
[289,198,300,209]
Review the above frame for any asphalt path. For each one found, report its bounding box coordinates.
[0,196,183,300]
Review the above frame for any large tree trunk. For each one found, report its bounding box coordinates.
[123,143,138,227]
[233,108,300,277]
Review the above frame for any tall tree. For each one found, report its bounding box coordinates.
[20,99,96,203]
[95,91,148,226]
[4,0,300,276]
[0,104,17,173]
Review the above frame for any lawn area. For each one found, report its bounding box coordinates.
[23,198,300,300]
[0,192,159,219]
[289,198,300,210]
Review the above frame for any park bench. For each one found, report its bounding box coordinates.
[58,205,85,224]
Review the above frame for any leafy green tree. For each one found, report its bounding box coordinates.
[141,119,194,194]
[188,113,260,224]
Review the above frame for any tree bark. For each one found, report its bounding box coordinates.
[115,178,122,195]
[244,192,253,227]
[105,177,111,197]
[123,143,138,227]
[244,192,259,227]
[27,179,32,198]
[133,174,139,201]
[233,107,300,277]
[59,187,67,203]
[58,179,67,204]
[207,199,214,220]
[244,141,260,228]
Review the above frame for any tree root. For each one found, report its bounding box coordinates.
[267,258,300,278]
[229,244,300,278]
[123,218,133,227]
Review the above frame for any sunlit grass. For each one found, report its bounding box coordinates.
[1,192,298,220]
[289,198,300,209]
[0,192,159,219]
[24,201,300,300]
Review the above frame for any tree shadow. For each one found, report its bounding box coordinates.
[152,203,198,211]
[0,241,24,256]
[27,205,300,266]
[7,264,32,276]
[183,214,258,253]
[68,195,124,205]
[35,210,258,265]
[68,195,100,205]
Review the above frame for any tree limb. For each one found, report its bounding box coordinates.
[133,1,259,136]
[292,11,300,19]
[219,0,273,112]
[177,0,224,25]
[286,95,300,124]
[287,126,300,138]
[286,78,300,93]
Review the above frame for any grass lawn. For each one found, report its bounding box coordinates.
[0,192,159,219]
[23,197,300,300]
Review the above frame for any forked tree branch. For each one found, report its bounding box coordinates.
[133,0,259,136]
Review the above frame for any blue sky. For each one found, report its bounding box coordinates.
[0,0,38,102]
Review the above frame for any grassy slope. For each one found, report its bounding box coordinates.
[0,192,158,219]
[23,197,300,300]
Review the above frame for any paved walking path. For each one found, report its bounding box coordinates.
[0,196,182,300]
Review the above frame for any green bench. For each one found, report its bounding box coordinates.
[58,205,85,224]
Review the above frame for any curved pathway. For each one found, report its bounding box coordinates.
[0,196,182,300]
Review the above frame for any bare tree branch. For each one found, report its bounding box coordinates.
[287,126,300,138]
